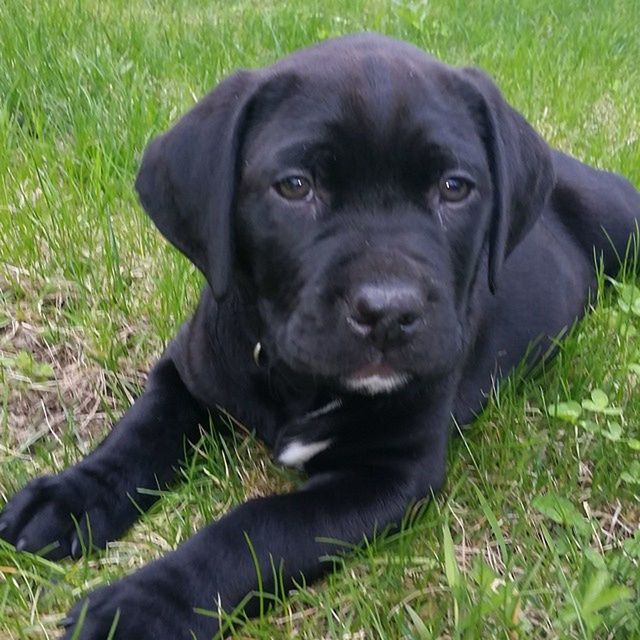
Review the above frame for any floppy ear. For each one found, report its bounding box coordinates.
[459,68,555,294]
[135,71,260,299]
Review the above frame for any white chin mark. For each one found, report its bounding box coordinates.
[342,373,410,395]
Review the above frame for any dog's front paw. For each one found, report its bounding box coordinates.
[0,471,133,560]
[61,570,203,640]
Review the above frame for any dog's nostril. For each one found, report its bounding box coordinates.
[354,297,383,327]
[347,314,374,336]
[398,312,419,329]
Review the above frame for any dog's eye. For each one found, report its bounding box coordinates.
[274,176,313,201]
[438,176,472,203]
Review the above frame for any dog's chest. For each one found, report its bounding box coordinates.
[273,399,343,469]
[277,439,333,468]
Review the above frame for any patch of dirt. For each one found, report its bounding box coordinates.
[0,268,146,447]
[1,320,115,444]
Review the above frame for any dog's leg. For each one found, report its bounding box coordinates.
[0,357,207,559]
[60,455,444,640]
[56,393,450,640]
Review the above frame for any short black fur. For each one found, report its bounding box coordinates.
[2,34,639,639]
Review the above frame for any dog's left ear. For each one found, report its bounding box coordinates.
[135,71,261,300]
[458,68,555,294]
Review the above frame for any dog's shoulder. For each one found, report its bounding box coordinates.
[165,286,290,445]
[549,149,640,274]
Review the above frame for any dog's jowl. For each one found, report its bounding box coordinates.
[2,34,639,639]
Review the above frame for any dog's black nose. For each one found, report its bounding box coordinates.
[347,283,424,345]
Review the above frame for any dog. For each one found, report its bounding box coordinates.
[1,33,639,639]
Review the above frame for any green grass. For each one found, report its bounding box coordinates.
[1,0,639,637]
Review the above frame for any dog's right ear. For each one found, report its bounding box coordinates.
[135,71,259,300]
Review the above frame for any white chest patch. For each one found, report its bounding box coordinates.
[277,439,332,469]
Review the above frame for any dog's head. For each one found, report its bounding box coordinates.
[136,34,554,395]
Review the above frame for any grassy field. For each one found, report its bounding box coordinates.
[1,0,639,638]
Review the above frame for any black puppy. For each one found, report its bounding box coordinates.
[1,34,639,639]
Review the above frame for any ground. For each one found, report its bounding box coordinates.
[0,0,639,638]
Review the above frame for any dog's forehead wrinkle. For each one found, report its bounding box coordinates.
[339,56,416,129]
[359,53,395,91]
[319,112,481,189]
[264,55,454,133]
[244,84,484,191]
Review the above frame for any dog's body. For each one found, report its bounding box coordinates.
[1,34,639,639]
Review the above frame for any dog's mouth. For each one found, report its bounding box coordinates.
[341,362,411,395]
